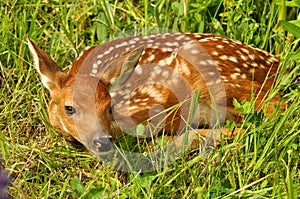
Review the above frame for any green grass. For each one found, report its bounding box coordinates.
[0,0,300,198]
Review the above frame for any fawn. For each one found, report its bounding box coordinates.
[28,33,281,154]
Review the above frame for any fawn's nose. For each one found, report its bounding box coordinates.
[93,137,113,152]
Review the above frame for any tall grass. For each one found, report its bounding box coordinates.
[0,0,299,198]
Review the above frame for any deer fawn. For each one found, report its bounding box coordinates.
[28,33,281,153]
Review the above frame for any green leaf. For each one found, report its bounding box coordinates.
[71,176,86,195]
[171,1,184,16]
[293,0,300,6]
[232,98,242,110]
[287,19,300,27]
[84,188,105,199]
[95,12,108,42]
[280,21,300,38]
[275,0,300,7]
[136,123,146,136]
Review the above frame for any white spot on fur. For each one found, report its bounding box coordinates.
[158,59,167,66]
[211,51,219,56]
[116,42,129,49]
[242,63,249,68]
[140,87,166,103]
[128,105,139,111]
[183,43,194,50]
[230,73,238,80]
[165,41,179,47]
[199,61,207,65]
[161,47,173,52]
[165,56,174,65]
[198,38,211,42]
[270,56,278,62]
[134,99,142,103]
[249,54,255,60]
[241,48,250,54]
[91,68,97,75]
[154,67,162,75]
[229,56,238,63]
[147,54,156,62]
[142,98,149,102]
[135,65,143,75]
[234,67,241,73]
[215,79,222,84]
[251,62,258,67]
[175,35,187,41]
[240,55,248,61]
[221,75,228,81]
[92,63,98,69]
[235,50,242,55]
[259,64,266,69]
[129,40,136,45]
[207,60,215,65]
[241,73,247,79]
[191,49,200,54]
[120,94,130,101]
[162,70,170,78]
[220,55,228,60]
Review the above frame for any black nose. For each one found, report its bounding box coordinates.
[93,137,113,152]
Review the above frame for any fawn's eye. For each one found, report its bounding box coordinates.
[65,106,76,115]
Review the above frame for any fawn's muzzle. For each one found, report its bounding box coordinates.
[93,137,113,152]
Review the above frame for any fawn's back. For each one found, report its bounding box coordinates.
[28,33,280,153]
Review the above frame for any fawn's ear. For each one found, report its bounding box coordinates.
[28,37,66,91]
[97,46,144,92]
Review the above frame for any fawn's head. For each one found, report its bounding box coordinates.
[28,38,144,152]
